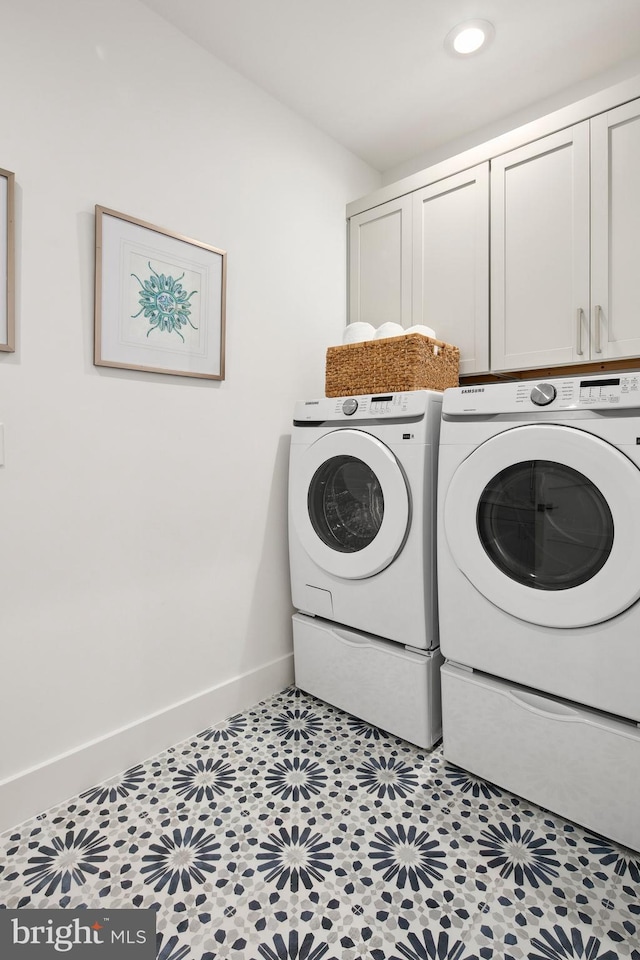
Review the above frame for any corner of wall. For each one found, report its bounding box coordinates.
[0,653,294,836]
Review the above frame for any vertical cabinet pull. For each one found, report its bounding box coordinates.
[594,304,603,354]
[576,308,584,356]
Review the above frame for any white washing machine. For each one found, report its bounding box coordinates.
[437,372,640,850]
[289,390,443,748]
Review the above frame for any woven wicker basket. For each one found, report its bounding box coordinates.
[325,332,460,397]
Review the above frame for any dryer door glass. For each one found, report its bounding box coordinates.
[308,455,384,552]
[477,459,614,590]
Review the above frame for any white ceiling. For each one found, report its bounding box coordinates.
[138,0,640,173]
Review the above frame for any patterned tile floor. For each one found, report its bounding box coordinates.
[1,685,639,959]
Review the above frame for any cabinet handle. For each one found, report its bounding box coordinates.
[576,308,584,356]
[594,304,603,354]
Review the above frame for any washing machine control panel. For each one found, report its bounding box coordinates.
[444,372,640,415]
[328,394,423,418]
[530,383,557,406]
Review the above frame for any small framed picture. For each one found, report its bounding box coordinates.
[0,167,15,352]
[94,206,226,379]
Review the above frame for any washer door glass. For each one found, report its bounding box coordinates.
[291,428,410,580]
[308,455,384,553]
[477,460,614,590]
[442,423,640,627]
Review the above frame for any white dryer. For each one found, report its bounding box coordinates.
[289,391,443,748]
[437,372,640,850]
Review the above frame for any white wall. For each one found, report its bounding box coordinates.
[0,0,379,828]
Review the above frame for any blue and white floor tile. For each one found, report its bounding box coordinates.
[1,685,639,959]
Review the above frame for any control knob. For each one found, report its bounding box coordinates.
[530,382,557,406]
[342,398,358,416]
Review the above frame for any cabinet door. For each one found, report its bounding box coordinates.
[491,123,590,372]
[348,195,412,328]
[591,99,640,360]
[412,164,489,376]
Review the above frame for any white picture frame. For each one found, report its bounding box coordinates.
[0,167,15,353]
[94,206,226,380]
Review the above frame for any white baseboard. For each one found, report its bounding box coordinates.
[0,653,294,835]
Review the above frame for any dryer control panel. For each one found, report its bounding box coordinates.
[294,390,442,423]
[444,371,640,415]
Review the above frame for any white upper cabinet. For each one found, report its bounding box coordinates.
[591,99,640,361]
[348,195,412,329]
[412,164,489,376]
[348,165,490,376]
[490,123,590,372]
[348,81,640,379]
[492,98,640,372]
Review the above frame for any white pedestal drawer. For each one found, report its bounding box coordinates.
[293,613,442,749]
[441,661,640,852]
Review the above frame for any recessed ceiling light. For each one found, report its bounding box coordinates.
[445,19,495,57]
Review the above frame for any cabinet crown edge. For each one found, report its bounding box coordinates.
[346,73,640,219]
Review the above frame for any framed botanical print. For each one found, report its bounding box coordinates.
[95,206,226,379]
